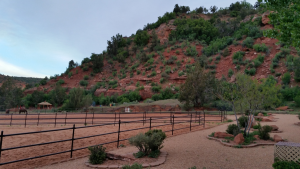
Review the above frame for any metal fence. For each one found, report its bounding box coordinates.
[0,111,227,127]
[0,111,227,167]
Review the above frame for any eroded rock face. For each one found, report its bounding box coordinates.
[262,11,271,25]
[274,134,283,142]
[94,88,106,97]
[125,85,137,91]
[234,133,245,144]
[213,132,234,138]
[106,89,125,97]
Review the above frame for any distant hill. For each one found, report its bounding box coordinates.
[0,74,42,89]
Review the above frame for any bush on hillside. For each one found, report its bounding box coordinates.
[226,124,239,136]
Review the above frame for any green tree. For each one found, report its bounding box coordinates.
[0,78,23,109]
[179,62,216,108]
[49,84,66,106]
[134,30,149,46]
[260,0,300,48]
[82,94,93,109]
[90,53,104,73]
[31,90,45,106]
[173,4,180,13]
[210,5,218,13]
[63,88,85,110]
[282,72,291,85]
[294,57,300,82]
[107,33,126,56]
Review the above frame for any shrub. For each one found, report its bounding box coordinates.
[294,95,300,107]
[216,55,221,61]
[83,66,88,71]
[133,151,146,158]
[145,129,166,151]
[242,37,254,48]
[151,86,161,93]
[245,68,256,76]
[152,94,163,101]
[282,72,291,85]
[84,75,89,80]
[160,78,165,84]
[202,36,233,56]
[88,145,106,164]
[68,72,73,78]
[178,71,184,77]
[253,125,260,129]
[122,163,143,169]
[226,124,239,136]
[238,116,248,128]
[56,79,65,85]
[258,124,273,140]
[232,51,245,62]
[222,48,230,57]
[80,80,88,86]
[253,43,269,53]
[228,69,234,78]
[137,70,141,75]
[272,160,300,169]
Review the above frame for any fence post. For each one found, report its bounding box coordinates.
[221,111,223,122]
[10,114,12,126]
[143,112,145,126]
[204,111,205,128]
[198,112,200,125]
[37,113,40,126]
[25,113,27,128]
[114,113,116,126]
[190,114,192,131]
[0,131,3,158]
[92,112,94,125]
[84,112,87,125]
[117,120,121,148]
[70,124,75,158]
[172,115,174,135]
[65,113,67,125]
[150,117,152,130]
[55,113,57,127]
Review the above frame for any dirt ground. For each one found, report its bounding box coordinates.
[0,113,223,169]
[37,114,300,169]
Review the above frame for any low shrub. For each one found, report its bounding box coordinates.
[253,43,269,53]
[133,151,146,158]
[68,72,73,78]
[122,163,143,169]
[253,125,260,129]
[258,124,273,140]
[88,145,106,164]
[152,94,162,101]
[272,160,300,169]
[242,37,254,48]
[80,80,89,86]
[226,124,239,136]
[238,116,248,128]
[282,72,291,85]
[84,75,89,80]
[56,79,65,85]
[83,66,88,71]
[228,69,234,78]
[222,48,230,57]
[160,78,165,84]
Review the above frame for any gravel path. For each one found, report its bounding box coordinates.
[38,114,300,169]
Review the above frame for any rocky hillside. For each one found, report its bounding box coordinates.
[0,74,42,89]
[24,7,299,102]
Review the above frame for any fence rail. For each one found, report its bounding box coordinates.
[0,111,227,127]
[0,111,226,167]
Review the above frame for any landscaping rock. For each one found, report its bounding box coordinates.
[274,135,284,142]
[262,118,273,122]
[254,135,260,140]
[258,113,263,117]
[234,133,244,144]
[270,125,279,131]
[213,132,234,138]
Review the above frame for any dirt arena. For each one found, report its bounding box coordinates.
[0,112,224,169]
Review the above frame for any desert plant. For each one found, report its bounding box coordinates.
[88,145,106,164]
[242,37,254,48]
[122,163,143,169]
[68,72,73,78]
[84,75,89,80]
[226,124,239,136]
[228,69,234,78]
[238,116,248,128]
[258,124,273,140]
[282,72,291,85]
[145,129,166,151]
[272,160,300,169]
[80,80,88,86]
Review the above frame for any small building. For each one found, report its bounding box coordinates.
[38,101,53,109]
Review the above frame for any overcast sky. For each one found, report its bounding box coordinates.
[0,0,257,78]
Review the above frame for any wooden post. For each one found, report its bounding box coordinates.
[0,131,3,158]
[84,112,87,125]
[190,114,192,131]
[65,113,67,125]
[37,113,40,126]
[204,111,205,128]
[143,112,145,126]
[150,117,152,130]
[10,114,12,126]
[92,112,94,125]
[117,120,121,148]
[114,112,116,126]
[70,124,75,158]
[172,115,174,135]
[54,113,57,127]
[25,114,27,128]
[221,111,223,122]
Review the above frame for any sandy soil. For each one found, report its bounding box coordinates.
[36,114,300,169]
[0,112,223,169]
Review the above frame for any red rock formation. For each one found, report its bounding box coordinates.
[234,133,245,144]
[213,132,234,138]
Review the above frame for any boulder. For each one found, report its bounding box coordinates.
[258,113,263,117]
[262,118,273,122]
[254,135,260,140]
[270,125,279,131]
[274,135,284,142]
[262,11,271,25]
[234,133,245,144]
[213,132,234,138]
[275,106,289,111]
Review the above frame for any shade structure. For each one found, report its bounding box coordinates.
[37,101,52,109]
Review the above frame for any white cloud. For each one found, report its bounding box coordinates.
[0,58,46,78]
